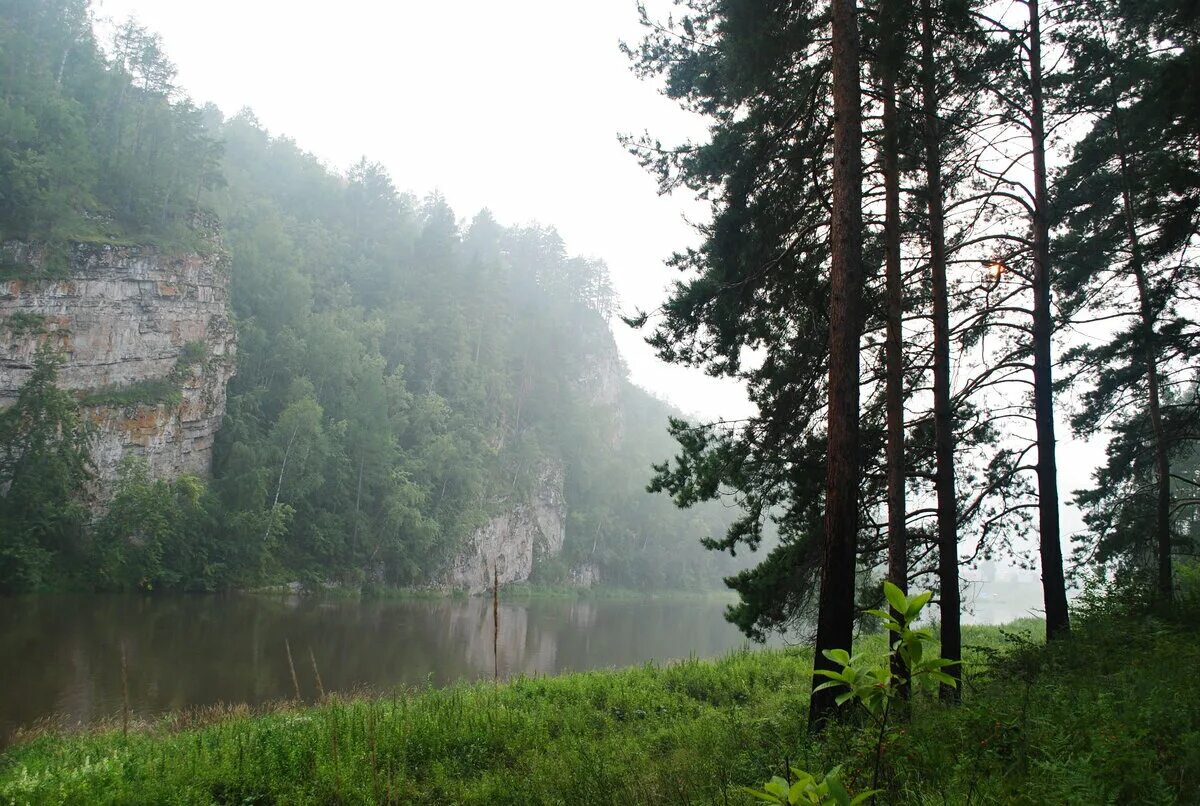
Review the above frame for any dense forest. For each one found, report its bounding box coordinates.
[0,0,750,593]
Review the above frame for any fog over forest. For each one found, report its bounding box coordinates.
[96,0,1110,562]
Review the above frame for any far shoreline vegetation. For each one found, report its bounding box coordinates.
[243,582,741,603]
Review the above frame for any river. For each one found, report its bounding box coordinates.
[0,581,1045,744]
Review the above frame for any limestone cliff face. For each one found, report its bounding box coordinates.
[575,329,626,448]
[573,323,628,446]
[443,460,566,593]
[0,240,235,494]
[441,328,628,592]
[576,344,623,410]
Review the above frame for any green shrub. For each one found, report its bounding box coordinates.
[1,311,47,337]
[80,378,182,408]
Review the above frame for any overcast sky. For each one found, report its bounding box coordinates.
[95,0,1105,564]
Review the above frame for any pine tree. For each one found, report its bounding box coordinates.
[808,0,868,729]
[623,0,859,641]
[1054,0,1200,598]
[877,0,910,638]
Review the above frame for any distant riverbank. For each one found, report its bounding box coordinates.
[7,616,1194,804]
[247,583,741,602]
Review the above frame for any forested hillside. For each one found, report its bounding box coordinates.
[211,114,750,591]
[0,0,747,592]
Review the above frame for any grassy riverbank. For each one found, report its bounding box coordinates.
[2,617,1197,804]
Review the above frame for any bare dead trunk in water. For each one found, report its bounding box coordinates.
[493,565,500,683]
[810,0,865,732]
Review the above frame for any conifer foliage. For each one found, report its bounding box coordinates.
[626,0,1199,728]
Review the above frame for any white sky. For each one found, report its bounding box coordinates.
[95,0,1104,563]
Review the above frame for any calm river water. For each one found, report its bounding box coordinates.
[0,582,1044,744]
[0,594,762,743]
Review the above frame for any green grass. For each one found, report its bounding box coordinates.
[1,617,1196,804]
[886,616,1200,803]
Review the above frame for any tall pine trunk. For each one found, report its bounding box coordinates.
[1093,18,1175,599]
[920,0,961,699]
[1028,0,1071,640]
[810,0,865,731]
[1131,250,1173,605]
[881,0,908,670]
[1135,269,1173,603]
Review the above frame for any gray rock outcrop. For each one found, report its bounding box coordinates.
[443,459,566,593]
[0,240,235,494]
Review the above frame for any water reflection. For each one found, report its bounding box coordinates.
[962,580,1047,625]
[0,594,755,742]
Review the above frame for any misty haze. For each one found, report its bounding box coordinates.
[0,0,1196,803]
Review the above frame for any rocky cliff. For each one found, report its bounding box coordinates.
[443,459,567,593]
[441,337,629,592]
[576,338,626,448]
[0,240,236,494]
